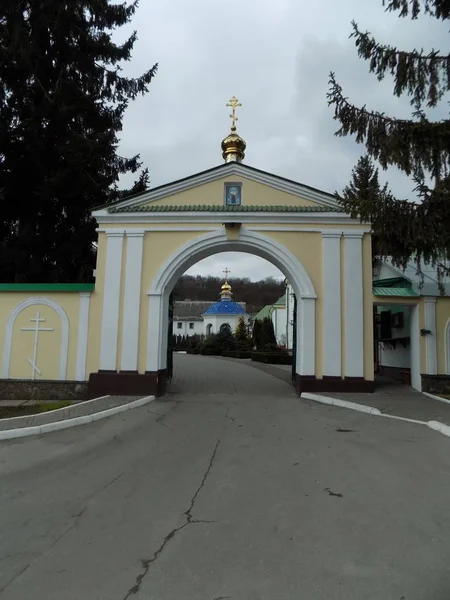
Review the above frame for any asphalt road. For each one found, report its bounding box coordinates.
[1,355,450,600]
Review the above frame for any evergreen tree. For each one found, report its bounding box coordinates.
[338,155,389,266]
[327,0,450,282]
[235,316,248,342]
[0,0,157,282]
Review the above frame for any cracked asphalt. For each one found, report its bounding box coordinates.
[1,354,450,600]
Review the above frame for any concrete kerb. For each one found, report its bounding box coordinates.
[301,392,450,439]
[423,391,450,406]
[0,395,155,440]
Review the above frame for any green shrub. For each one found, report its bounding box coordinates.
[251,352,292,365]
[222,350,252,359]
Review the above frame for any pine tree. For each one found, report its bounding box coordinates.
[0,1,157,282]
[338,155,389,266]
[235,316,248,342]
[327,0,450,282]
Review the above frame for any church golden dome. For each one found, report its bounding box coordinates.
[221,96,246,163]
[221,281,232,293]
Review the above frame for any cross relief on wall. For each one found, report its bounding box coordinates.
[20,311,54,379]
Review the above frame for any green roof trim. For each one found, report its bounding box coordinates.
[0,283,95,292]
[254,305,274,320]
[109,204,343,214]
[373,287,419,298]
[273,293,286,307]
[373,277,412,288]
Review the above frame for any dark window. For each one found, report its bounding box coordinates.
[189,322,194,329]
[177,322,182,330]
[380,311,392,340]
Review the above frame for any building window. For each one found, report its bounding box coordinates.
[189,322,194,329]
[224,182,242,206]
[220,323,232,334]
[177,322,182,330]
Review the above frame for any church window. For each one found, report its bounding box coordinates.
[177,322,182,330]
[189,322,194,329]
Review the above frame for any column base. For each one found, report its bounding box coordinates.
[294,374,374,395]
[87,370,168,399]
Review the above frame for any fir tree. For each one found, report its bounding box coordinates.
[327,0,450,282]
[0,1,157,282]
[338,155,389,266]
[235,316,248,342]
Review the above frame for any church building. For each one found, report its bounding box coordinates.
[173,275,249,337]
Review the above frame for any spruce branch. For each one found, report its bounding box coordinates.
[327,72,450,178]
[351,21,450,107]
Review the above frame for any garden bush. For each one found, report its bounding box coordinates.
[251,351,292,365]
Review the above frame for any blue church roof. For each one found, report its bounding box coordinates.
[203,300,248,316]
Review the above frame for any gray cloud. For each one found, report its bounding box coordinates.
[116,0,449,282]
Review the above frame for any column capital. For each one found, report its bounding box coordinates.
[105,230,125,238]
[78,292,92,299]
[423,296,437,304]
[342,231,365,239]
[126,230,145,238]
[321,230,342,239]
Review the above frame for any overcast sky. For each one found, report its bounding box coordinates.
[116,0,448,282]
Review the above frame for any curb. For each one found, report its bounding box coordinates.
[301,392,450,439]
[423,391,450,406]
[301,392,382,416]
[0,395,155,440]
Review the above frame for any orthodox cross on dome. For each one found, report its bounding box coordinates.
[20,311,54,380]
[226,96,242,130]
[223,267,231,280]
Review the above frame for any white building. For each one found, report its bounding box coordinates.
[253,281,295,349]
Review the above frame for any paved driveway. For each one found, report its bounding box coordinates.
[1,354,450,600]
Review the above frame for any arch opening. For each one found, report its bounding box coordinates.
[146,229,316,386]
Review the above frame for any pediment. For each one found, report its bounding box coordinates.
[97,163,341,215]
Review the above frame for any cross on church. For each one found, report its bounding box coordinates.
[223,267,231,280]
[20,311,54,380]
[226,96,242,129]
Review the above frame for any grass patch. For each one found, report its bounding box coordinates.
[0,401,73,419]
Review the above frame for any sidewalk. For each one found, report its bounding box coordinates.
[318,379,450,425]
[0,395,152,438]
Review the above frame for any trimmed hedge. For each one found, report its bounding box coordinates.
[251,352,292,365]
[222,350,252,359]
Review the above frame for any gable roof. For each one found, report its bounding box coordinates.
[94,162,341,213]
[376,259,450,296]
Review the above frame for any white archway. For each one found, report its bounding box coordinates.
[1,297,69,380]
[146,228,316,377]
[446,319,450,375]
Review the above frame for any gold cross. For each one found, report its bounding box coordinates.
[226,96,242,129]
[223,267,231,279]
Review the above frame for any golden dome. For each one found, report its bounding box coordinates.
[221,129,246,163]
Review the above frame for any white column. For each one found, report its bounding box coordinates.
[99,231,124,371]
[146,293,169,372]
[410,304,421,391]
[297,297,315,376]
[322,232,342,377]
[75,292,91,380]
[120,231,145,371]
[424,296,437,375]
[343,233,364,377]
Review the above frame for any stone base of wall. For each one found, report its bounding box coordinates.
[294,375,375,395]
[0,379,88,401]
[421,374,450,395]
[87,370,167,399]
[379,365,411,385]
